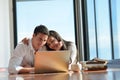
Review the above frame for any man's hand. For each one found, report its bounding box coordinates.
[18,67,35,74]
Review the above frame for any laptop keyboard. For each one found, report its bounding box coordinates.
[107,59,120,68]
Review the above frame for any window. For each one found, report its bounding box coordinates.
[13,0,76,46]
[14,0,120,61]
[111,0,120,59]
[84,0,120,60]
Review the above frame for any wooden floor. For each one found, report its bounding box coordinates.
[0,68,120,80]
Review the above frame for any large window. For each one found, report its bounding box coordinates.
[13,0,120,61]
[85,0,120,60]
[13,0,75,46]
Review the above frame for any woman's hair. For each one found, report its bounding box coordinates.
[46,30,72,50]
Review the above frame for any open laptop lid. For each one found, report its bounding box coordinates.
[34,50,70,74]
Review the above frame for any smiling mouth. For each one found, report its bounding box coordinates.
[53,45,59,49]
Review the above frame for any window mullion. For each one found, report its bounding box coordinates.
[109,0,114,59]
[93,0,98,58]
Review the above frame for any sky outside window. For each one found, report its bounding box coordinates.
[16,0,75,43]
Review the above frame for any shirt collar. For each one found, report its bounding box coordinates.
[29,38,35,53]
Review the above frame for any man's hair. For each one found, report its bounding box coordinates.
[34,24,49,35]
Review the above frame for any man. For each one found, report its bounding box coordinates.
[8,25,49,74]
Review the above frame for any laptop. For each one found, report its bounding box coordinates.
[34,50,70,74]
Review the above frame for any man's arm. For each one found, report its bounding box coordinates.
[8,43,28,74]
[18,67,34,74]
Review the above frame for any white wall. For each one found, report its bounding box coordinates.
[0,0,14,67]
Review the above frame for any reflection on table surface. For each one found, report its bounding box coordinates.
[0,68,120,80]
[9,73,69,80]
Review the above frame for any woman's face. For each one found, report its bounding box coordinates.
[47,36,63,50]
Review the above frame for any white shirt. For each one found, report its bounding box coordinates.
[8,39,46,74]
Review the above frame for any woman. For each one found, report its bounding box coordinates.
[46,30,77,64]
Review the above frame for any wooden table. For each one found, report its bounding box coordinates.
[0,68,120,80]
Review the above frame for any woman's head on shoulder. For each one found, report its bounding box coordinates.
[46,30,72,50]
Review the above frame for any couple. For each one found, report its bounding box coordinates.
[8,25,77,74]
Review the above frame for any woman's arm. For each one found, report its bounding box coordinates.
[68,42,77,64]
[22,37,29,45]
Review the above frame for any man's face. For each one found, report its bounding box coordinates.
[32,33,48,51]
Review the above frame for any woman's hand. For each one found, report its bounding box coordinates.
[70,63,82,72]
[22,37,29,45]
